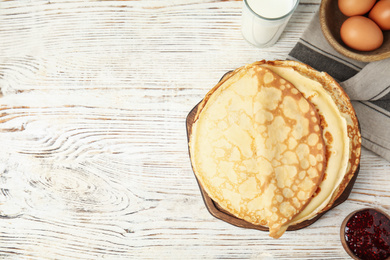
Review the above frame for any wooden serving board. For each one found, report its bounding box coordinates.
[186,88,360,232]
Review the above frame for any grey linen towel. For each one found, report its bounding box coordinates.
[288,10,390,162]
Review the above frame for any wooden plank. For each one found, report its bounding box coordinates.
[0,0,389,259]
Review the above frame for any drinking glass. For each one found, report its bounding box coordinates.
[241,0,300,48]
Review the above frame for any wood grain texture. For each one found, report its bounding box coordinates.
[0,0,389,259]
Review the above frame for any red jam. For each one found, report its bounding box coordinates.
[344,209,390,260]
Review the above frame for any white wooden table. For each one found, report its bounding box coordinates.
[0,0,389,259]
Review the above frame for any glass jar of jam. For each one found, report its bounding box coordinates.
[341,208,390,260]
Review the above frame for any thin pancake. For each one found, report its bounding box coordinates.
[259,60,361,234]
[190,64,326,238]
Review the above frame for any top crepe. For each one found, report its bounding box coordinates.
[189,60,361,238]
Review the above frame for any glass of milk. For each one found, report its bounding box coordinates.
[241,0,300,48]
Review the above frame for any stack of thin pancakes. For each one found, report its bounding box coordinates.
[189,60,361,238]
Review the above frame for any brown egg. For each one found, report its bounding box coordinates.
[369,0,390,30]
[338,0,376,16]
[340,16,384,51]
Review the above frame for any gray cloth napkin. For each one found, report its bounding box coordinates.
[288,10,390,162]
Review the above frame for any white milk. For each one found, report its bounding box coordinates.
[241,0,299,48]
[247,0,293,19]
